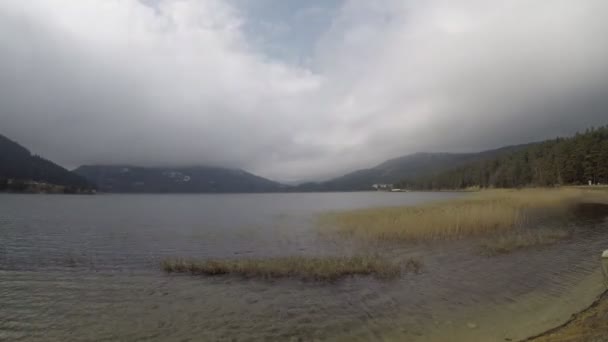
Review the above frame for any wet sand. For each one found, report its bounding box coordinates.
[528,291,608,342]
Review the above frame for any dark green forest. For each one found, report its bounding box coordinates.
[0,134,91,192]
[400,126,608,190]
[295,146,528,192]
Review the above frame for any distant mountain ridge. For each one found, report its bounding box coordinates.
[74,165,288,193]
[402,126,608,189]
[8,127,598,194]
[295,144,532,191]
[0,133,91,192]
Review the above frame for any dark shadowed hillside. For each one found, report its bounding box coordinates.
[402,126,608,190]
[0,134,90,192]
[74,165,288,193]
[296,145,529,191]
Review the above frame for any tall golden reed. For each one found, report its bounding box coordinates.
[319,188,606,241]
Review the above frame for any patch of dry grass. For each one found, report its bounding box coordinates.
[478,228,571,256]
[161,255,414,281]
[319,188,606,241]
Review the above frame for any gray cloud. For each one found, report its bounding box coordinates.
[1,0,607,182]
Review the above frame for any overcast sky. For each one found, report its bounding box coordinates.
[1,0,608,182]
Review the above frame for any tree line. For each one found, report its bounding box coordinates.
[0,133,91,191]
[399,126,608,190]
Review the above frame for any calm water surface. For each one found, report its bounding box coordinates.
[1,192,607,341]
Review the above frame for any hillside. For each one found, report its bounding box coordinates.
[74,165,288,193]
[0,134,91,192]
[296,145,529,191]
[402,126,608,190]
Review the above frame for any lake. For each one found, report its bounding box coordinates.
[1,192,607,341]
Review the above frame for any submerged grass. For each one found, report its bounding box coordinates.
[319,188,608,242]
[478,228,572,256]
[161,255,412,281]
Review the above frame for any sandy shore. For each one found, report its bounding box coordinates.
[528,291,608,342]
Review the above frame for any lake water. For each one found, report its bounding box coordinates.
[1,192,607,341]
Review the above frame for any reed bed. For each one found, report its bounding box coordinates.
[161,255,411,281]
[319,188,602,241]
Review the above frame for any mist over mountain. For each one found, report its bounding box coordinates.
[2,2,608,339]
[74,165,287,193]
[4,126,607,194]
[296,145,530,191]
[3,1,608,181]
[402,126,608,190]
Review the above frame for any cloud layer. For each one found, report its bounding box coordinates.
[1,0,608,181]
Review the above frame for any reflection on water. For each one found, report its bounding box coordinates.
[0,193,607,341]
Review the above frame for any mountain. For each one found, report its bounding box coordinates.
[296,145,530,191]
[74,165,288,193]
[403,126,608,190]
[0,134,91,192]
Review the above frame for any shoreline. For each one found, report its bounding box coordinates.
[526,290,608,341]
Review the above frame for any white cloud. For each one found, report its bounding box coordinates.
[1,0,608,182]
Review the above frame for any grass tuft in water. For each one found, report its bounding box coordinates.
[161,255,410,281]
[403,258,424,274]
[478,228,571,256]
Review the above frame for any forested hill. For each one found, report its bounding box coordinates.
[74,165,288,193]
[295,145,529,191]
[0,134,91,192]
[400,126,608,190]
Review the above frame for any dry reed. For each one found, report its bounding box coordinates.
[319,188,604,241]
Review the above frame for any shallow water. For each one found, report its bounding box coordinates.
[1,193,607,341]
